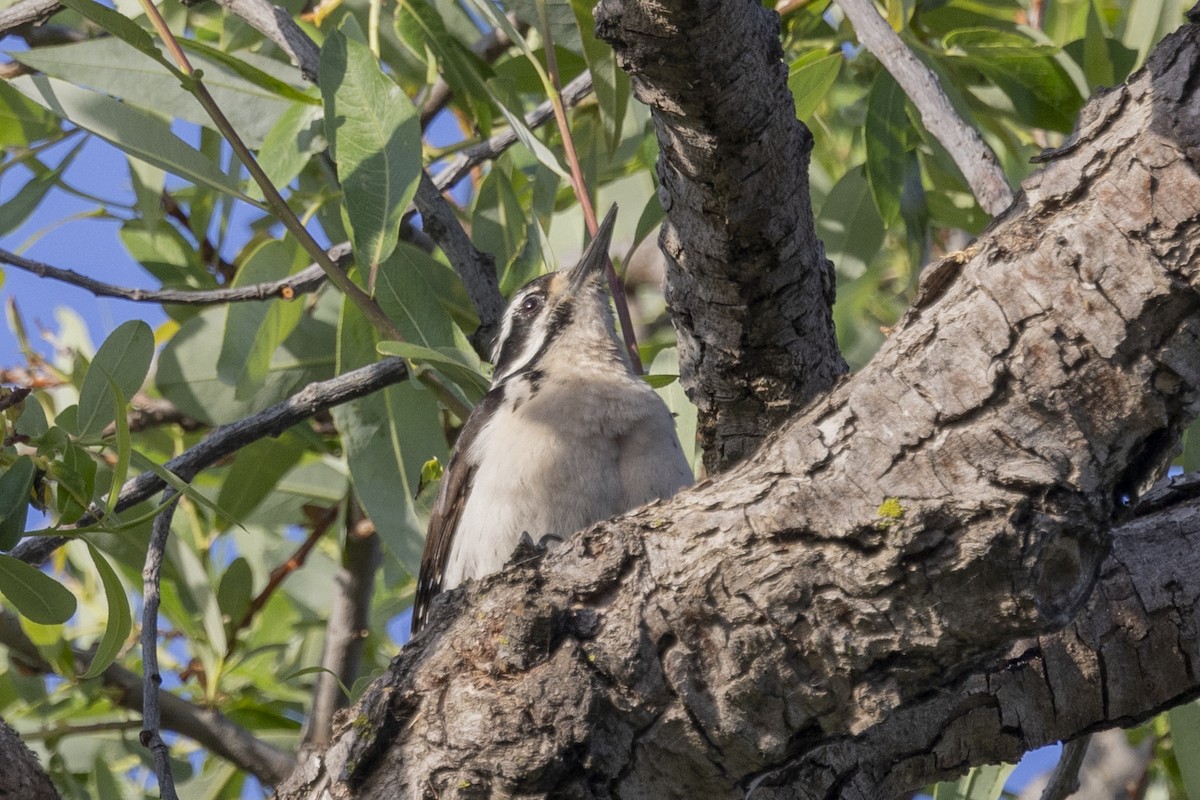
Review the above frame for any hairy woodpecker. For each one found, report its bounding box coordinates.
[411,206,693,633]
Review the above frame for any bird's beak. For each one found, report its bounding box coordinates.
[566,204,618,294]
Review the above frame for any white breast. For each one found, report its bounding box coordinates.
[440,374,693,590]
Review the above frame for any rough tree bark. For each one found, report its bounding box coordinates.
[0,718,61,800]
[275,6,1200,800]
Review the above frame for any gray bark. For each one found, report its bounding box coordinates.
[274,10,1200,800]
[596,0,848,473]
[0,718,61,800]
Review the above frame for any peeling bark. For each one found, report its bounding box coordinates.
[274,14,1200,800]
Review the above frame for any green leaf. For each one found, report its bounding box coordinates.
[157,301,337,425]
[816,166,885,280]
[176,38,322,106]
[377,340,490,402]
[865,70,908,227]
[788,50,842,121]
[472,165,530,275]
[945,28,1084,133]
[0,553,77,625]
[52,443,97,524]
[334,297,448,576]
[0,456,36,551]
[76,320,154,438]
[216,238,309,397]
[572,0,627,151]
[216,556,253,633]
[1173,701,1200,800]
[119,218,211,290]
[252,102,326,199]
[0,81,59,146]
[13,37,297,148]
[319,26,422,269]
[215,432,308,526]
[102,378,132,519]
[81,543,133,679]
[9,75,256,203]
[0,140,83,237]
[932,763,1016,800]
[54,0,180,76]
[641,373,678,389]
[506,0,583,55]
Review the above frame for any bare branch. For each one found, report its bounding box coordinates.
[140,488,181,800]
[11,356,410,565]
[836,0,1015,215]
[0,609,296,783]
[303,503,380,750]
[1039,736,1090,800]
[430,71,594,195]
[0,247,334,306]
[0,0,62,37]
[414,173,505,349]
[212,0,319,82]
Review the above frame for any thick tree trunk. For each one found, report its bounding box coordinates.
[275,10,1200,799]
[596,0,848,473]
[0,718,61,800]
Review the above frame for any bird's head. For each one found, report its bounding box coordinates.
[489,205,626,386]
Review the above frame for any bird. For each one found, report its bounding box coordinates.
[410,205,693,634]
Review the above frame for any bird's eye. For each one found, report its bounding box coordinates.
[519,295,543,314]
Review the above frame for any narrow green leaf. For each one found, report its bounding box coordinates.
[81,543,133,678]
[215,432,308,526]
[9,75,256,203]
[788,51,842,121]
[507,0,583,55]
[641,373,678,389]
[816,166,886,280]
[0,81,59,146]
[865,70,908,226]
[216,238,309,397]
[572,0,628,152]
[1171,700,1200,800]
[319,26,422,269]
[176,39,322,106]
[13,38,296,148]
[252,102,326,200]
[932,763,1016,800]
[52,443,97,524]
[54,0,181,77]
[76,320,154,438]
[103,378,132,519]
[334,299,447,576]
[0,140,84,237]
[0,553,77,625]
[1081,0,1114,89]
[377,340,490,402]
[0,456,36,550]
[216,556,253,633]
[157,303,337,426]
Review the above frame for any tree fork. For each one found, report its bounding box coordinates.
[276,12,1200,800]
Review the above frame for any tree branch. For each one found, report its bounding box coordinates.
[0,0,62,37]
[0,609,296,784]
[12,356,410,565]
[212,0,320,82]
[835,0,1015,216]
[596,0,848,472]
[140,488,181,800]
[274,14,1200,798]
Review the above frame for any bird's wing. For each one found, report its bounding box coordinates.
[411,389,502,634]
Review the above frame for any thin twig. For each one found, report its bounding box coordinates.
[0,0,62,37]
[12,356,411,566]
[1040,736,1091,800]
[303,501,379,748]
[140,487,182,800]
[0,246,335,306]
[225,505,339,661]
[430,71,594,196]
[535,10,642,372]
[835,0,1014,216]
